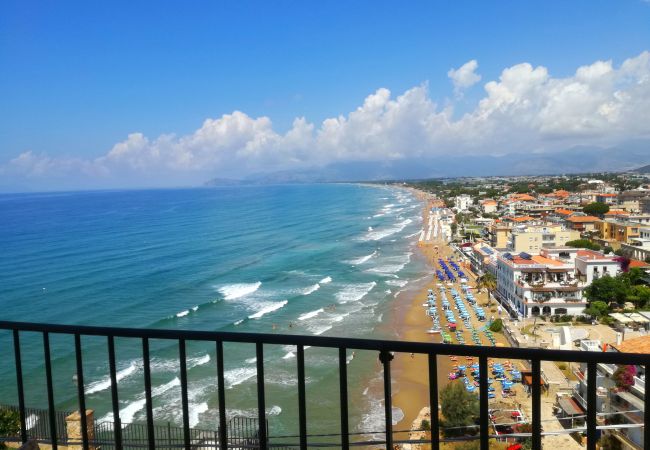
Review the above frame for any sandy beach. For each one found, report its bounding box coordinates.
[390,188,510,440]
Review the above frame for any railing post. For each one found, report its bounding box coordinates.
[645,361,649,450]
[380,350,393,450]
[478,356,489,450]
[107,335,123,450]
[531,359,541,450]
[13,330,28,444]
[255,342,267,450]
[586,362,597,450]
[338,348,349,450]
[43,332,59,450]
[74,333,90,450]
[142,338,155,450]
[179,339,191,450]
[297,345,307,450]
[428,353,439,450]
[216,341,228,450]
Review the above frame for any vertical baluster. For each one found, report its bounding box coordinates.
[255,343,267,450]
[297,345,307,450]
[179,339,191,449]
[74,334,89,450]
[338,348,349,450]
[645,361,649,450]
[586,362,597,450]
[531,359,541,450]
[216,341,228,450]
[381,350,393,450]
[478,356,489,450]
[13,330,27,443]
[428,353,439,450]
[107,336,123,450]
[142,338,155,450]
[43,332,58,450]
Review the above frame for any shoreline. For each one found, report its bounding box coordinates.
[389,187,509,438]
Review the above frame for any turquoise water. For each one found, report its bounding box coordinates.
[0,184,426,439]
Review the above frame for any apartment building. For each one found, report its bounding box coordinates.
[595,220,641,244]
[620,227,650,262]
[508,223,580,254]
[574,336,648,449]
[564,215,600,233]
[454,194,473,211]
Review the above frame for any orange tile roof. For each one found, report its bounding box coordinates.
[598,193,618,197]
[577,249,611,260]
[531,255,564,266]
[512,194,536,201]
[566,216,600,223]
[605,210,629,216]
[629,260,650,268]
[612,335,650,354]
[550,190,570,198]
[555,208,574,216]
[512,216,534,222]
[481,199,497,205]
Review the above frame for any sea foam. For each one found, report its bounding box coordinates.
[219,282,262,300]
[248,300,288,319]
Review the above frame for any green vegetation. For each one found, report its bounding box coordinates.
[585,268,650,309]
[420,419,431,431]
[440,381,479,437]
[566,239,601,251]
[0,408,20,446]
[582,201,610,216]
[489,318,503,332]
[476,272,497,306]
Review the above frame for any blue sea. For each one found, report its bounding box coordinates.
[0,183,427,439]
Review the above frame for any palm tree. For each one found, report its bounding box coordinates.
[476,272,497,306]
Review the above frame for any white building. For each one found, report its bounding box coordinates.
[495,249,588,318]
[454,194,473,211]
[620,226,650,262]
[574,249,622,284]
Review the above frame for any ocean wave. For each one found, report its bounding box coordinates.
[248,300,288,319]
[218,282,262,300]
[298,308,324,321]
[319,276,332,284]
[335,282,376,304]
[365,264,406,276]
[362,218,413,241]
[176,310,189,318]
[100,377,181,425]
[302,283,320,296]
[233,319,244,326]
[189,402,209,428]
[385,279,408,287]
[224,367,257,388]
[348,250,378,265]
[86,361,139,395]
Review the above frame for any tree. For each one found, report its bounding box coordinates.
[583,202,610,216]
[440,381,479,437]
[584,300,610,318]
[566,239,601,251]
[476,272,497,306]
[585,275,629,305]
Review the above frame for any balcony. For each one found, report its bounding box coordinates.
[1,320,649,450]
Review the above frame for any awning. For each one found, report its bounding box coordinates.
[558,396,584,416]
[609,312,650,324]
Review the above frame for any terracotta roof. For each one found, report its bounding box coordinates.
[612,335,650,354]
[605,210,629,216]
[566,216,600,223]
[481,199,497,205]
[512,194,536,201]
[577,250,613,261]
[549,190,570,198]
[598,193,618,197]
[531,255,564,266]
[629,260,650,268]
[511,216,534,222]
[555,208,574,216]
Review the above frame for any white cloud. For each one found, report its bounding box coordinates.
[448,59,482,94]
[2,51,650,188]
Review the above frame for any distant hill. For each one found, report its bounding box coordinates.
[204,139,650,185]
[633,164,650,174]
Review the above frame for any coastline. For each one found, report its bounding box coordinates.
[388,186,508,438]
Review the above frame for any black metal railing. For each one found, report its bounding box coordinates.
[1,320,649,450]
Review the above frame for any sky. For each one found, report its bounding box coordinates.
[1,0,650,190]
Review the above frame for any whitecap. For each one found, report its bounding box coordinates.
[248,300,288,319]
[224,367,257,388]
[191,305,199,312]
[348,250,378,265]
[385,279,408,287]
[233,319,244,326]
[218,282,262,300]
[298,308,324,321]
[335,282,376,304]
[176,310,189,318]
[189,402,209,428]
[302,283,320,296]
[319,276,332,284]
[362,218,413,241]
[86,361,139,395]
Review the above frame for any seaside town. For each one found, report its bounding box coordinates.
[391,168,650,450]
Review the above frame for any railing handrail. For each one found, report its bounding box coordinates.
[1,320,649,365]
